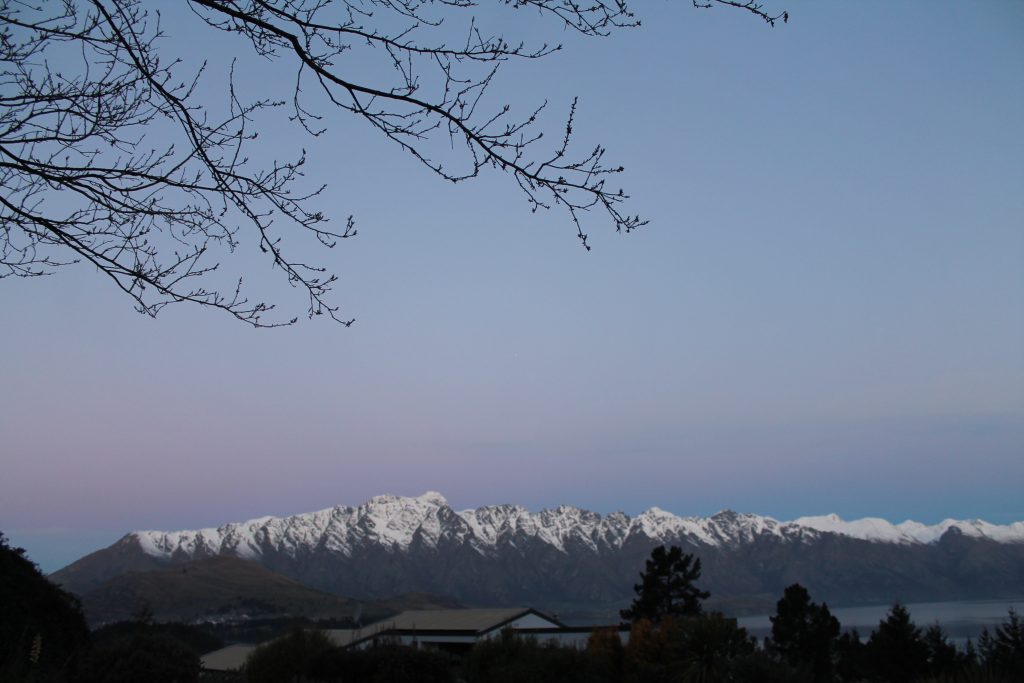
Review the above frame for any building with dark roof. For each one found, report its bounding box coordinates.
[326,607,626,652]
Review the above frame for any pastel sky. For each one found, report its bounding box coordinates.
[2,1,1022,573]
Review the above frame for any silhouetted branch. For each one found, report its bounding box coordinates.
[1,0,784,325]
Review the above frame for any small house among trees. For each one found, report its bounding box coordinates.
[326,608,565,653]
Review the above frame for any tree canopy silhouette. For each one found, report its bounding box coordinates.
[865,603,929,683]
[620,545,710,623]
[1,0,785,326]
[978,608,1024,679]
[767,583,840,683]
[0,532,89,681]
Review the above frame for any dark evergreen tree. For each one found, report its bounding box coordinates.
[766,583,840,683]
[835,629,869,683]
[0,532,90,682]
[922,623,960,678]
[865,603,929,683]
[620,546,709,623]
[978,608,1024,679]
[962,637,978,669]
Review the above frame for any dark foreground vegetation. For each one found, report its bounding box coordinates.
[4,535,1022,682]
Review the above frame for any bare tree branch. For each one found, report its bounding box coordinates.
[0,0,784,326]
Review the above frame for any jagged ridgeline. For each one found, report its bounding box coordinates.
[52,492,1024,616]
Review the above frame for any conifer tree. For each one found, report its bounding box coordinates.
[767,583,840,683]
[922,623,959,677]
[978,608,1024,678]
[620,545,709,623]
[865,603,929,683]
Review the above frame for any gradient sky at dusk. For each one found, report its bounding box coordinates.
[2,1,1022,572]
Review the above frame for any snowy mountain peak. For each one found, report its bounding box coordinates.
[788,514,1024,545]
[416,491,449,506]
[792,514,914,544]
[126,493,1024,565]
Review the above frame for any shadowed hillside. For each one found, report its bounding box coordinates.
[79,556,356,625]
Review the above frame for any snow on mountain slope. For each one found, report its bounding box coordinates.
[792,513,1024,545]
[792,514,916,544]
[131,492,1024,562]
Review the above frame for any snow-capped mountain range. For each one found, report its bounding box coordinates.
[130,491,1024,561]
[53,493,1024,614]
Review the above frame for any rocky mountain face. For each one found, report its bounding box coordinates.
[52,493,1024,615]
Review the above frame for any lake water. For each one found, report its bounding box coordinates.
[736,599,1022,645]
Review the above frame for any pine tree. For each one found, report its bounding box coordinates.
[767,583,840,683]
[620,546,709,623]
[922,623,959,677]
[978,608,1024,678]
[865,603,929,683]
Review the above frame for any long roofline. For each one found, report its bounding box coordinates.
[341,607,566,649]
